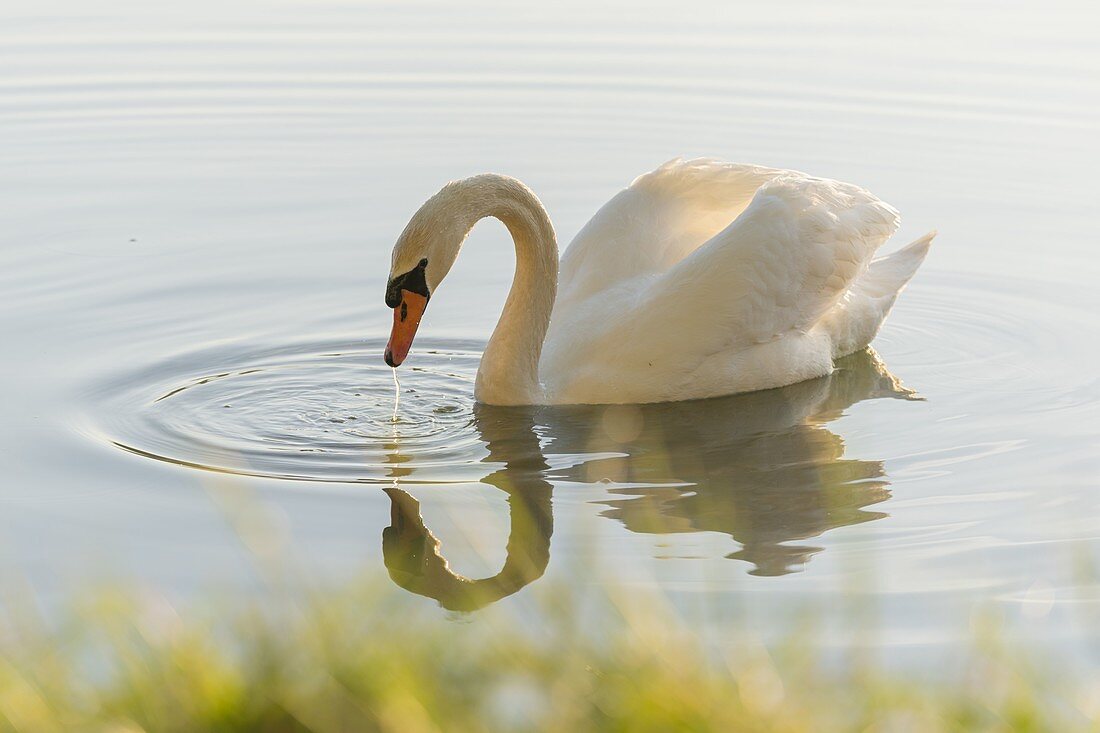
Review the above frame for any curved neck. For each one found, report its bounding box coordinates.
[450,176,558,405]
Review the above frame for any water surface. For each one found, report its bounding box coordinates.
[2,0,1099,663]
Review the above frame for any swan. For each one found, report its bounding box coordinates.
[383,158,934,405]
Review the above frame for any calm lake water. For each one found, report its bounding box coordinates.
[3,0,1099,664]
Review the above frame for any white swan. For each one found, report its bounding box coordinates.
[384,158,934,406]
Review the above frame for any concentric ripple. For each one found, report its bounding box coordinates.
[874,272,1100,416]
[81,272,1099,487]
[85,338,492,484]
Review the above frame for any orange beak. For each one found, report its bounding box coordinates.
[384,290,428,367]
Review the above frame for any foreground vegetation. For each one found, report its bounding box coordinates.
[0,478,1090,731]
[0,574,1093,733]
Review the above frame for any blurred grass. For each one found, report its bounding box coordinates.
[0,481,1094,732]
[0,575,1095,733]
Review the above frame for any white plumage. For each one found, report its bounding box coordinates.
[386,158,934,405]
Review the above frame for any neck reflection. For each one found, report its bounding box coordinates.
[382,349,917,609]
[382,406,553,612]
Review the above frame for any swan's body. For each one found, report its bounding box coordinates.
[384,159,934,406]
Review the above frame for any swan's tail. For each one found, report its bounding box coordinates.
[859,230,937,299]
[825,230,936,358]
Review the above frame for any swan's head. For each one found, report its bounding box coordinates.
[384,184,471,367]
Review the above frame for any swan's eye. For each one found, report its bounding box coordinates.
[385,259,432,308]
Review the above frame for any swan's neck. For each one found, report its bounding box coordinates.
[449,176,558,405]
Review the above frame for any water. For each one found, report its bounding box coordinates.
[3,0,1100,663]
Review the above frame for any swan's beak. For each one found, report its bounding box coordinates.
[384,290,428,367]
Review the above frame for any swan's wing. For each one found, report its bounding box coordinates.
[556,158,782,304]
[631,173,901,356]
[539,172,902,403]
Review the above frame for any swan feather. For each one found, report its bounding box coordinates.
[540,159,932,403]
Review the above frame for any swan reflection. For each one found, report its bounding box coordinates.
[383,350,917,609]
[382,410,553,612]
